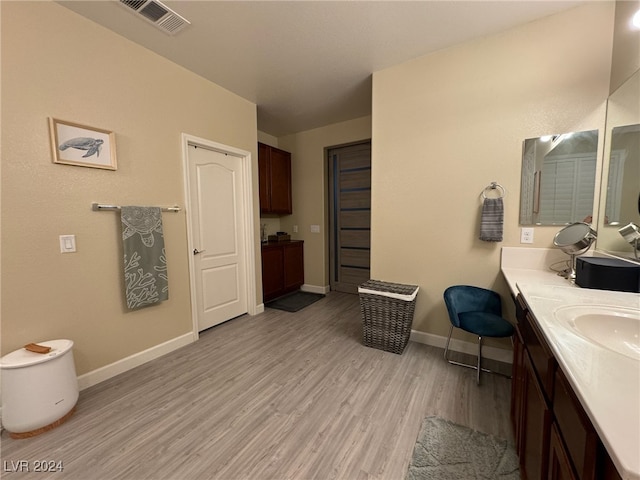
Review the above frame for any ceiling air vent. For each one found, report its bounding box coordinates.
[119,0,190,35]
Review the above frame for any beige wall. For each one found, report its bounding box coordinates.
[278,116,372,288]
[371,3,614,347]
[1,2,259,375]
[258,131,279,148]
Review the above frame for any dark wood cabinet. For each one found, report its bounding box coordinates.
[261,241,303,302]
[511,295,527,455]
[510,323,526,455]
[553,368,599,480]
[258,142,292,214]
[282,241,304,291]
[262,245,285,301]
[521,351,552,480]
[549,423,578,480]
[511,294,622,480]
[520,310,556,399]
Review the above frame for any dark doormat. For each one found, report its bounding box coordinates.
[265,291,325,312]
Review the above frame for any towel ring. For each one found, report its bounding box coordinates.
[481,182,506,199]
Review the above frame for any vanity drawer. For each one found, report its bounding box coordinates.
[521,311,556,400]
[553,368,598,480]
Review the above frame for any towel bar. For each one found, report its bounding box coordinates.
[92,203,181,213]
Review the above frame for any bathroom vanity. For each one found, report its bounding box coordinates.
[501,247,639,480]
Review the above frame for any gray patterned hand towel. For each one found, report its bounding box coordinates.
[479,197,504,242]
[121,206,169,309]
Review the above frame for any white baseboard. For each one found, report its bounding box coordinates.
[79,299,267,392]
[77,332,195,391]
[410,330,513,364]
[301,284,330,295]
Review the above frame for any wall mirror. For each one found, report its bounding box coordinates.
[596,69,640,260]
[519,129,599,225]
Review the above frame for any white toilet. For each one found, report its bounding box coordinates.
[1,339,79,438]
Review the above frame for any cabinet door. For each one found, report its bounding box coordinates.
[268,147,292,214]
[554,369,599,480]
[283,242,304,291]
[512,294,529,457]
[258,143,271,213]
[521,311,556,400]
[599,448,623,480]
[549,423,578,480]
[511,326,526,456]
[262,246,284,301]
[521,352,552,480]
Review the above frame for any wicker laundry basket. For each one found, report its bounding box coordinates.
[358,280,419,354]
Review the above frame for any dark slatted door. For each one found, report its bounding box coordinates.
[329,141,371,293]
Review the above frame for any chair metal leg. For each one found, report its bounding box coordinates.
[444,325,481,371]
[444,326,511,384]
[444,325,454,362]
[477,336,482,385]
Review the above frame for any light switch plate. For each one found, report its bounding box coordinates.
[310,225,320,233]
[59,235,76,253]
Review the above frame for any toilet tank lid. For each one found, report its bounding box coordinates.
[1,339,74,369]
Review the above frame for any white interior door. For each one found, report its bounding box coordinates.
[187,143,248,331]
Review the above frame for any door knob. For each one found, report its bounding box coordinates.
[193,248,206,255]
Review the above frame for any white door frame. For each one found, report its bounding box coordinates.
[181,133,258,339]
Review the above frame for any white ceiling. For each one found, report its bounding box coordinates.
[58,1,584,136]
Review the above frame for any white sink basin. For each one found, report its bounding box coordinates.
[554,305,640,360]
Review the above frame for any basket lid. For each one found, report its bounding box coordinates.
[358,280,419,301]
[1,339,74,369]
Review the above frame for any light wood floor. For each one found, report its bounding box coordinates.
[1,292,513,480]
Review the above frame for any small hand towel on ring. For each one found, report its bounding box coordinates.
[479,197,504,242]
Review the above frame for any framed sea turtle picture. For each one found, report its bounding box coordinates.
[49,118,117,170]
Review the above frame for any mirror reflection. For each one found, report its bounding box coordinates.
[596,69,640,259]
[519,130,598,225]
[604,124,639,225]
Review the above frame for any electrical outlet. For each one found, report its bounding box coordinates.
[520,228,534,244]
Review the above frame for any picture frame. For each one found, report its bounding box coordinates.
[49,118,117,170]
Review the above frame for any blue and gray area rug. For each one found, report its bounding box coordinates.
[406,416,520,480]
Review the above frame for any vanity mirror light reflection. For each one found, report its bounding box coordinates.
[596,69,640,260]
[519,129,599,225]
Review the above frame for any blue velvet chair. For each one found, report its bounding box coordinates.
[443,285,514,384]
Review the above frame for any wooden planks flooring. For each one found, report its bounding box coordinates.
[1,292,513,480]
